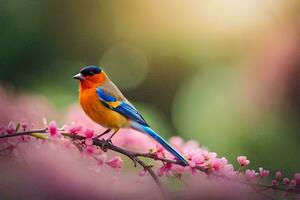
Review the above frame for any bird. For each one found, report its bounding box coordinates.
[73,65,189,166]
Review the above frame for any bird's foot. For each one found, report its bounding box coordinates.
[107,138,113,145]
[100,138,113,152]
[100,139,109,152]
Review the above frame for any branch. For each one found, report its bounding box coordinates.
[62,133,169,198]
[0,128,47,139]
[1,129,299,198]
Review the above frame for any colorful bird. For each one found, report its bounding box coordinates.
[73,66,188,166]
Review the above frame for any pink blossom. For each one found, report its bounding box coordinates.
[184,140,200,151]
[169,136,184,149]
[290,179,296,187]
[6,122,16,134]
[211,157,227,171]
[283,177,290,184]
[152,144,166,158]
[275,171,282,180]
[202,151,217,161]
[65,122,83,135]
[184,148,200,161]
[84,129,94,145]
[96,153,107,166]
[21,121,28,131]
[171,164,185,176]
[18,135,31,143]
[221,164,235,177]
[85,138,93,146]
[48,121,58,137]
[259,167,269,177]
[157,162,172,177]
[189,153,204,168]
[85,145,97,155]
[138,169,147,177]
[245,169,257,180]
[106,156,122,168]
[84,129,94,138]
[237,156,250,167]
[294,173,300,185]
[271,179,277,185]
[186,166,198,176]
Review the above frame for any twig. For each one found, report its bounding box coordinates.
[62,133,169,198]
[1,129,300,198]
[0,128,47,139]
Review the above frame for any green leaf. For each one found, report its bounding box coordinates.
[30,133,48,140]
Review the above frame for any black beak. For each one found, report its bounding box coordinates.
[73,73,84,80]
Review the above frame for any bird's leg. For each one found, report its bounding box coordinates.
[99,129,119,150]
[96,128,111,139]
[107,128,119,145]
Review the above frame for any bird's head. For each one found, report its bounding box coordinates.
[73,66,108,89]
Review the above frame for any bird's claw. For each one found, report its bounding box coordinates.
[100,139,112,152]
[107,139,113,145]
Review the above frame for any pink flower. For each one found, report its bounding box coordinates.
[48,121,58,137]
[259,167,269,177]
[106,156,122,168]
[84,129,94,145]
[157,163,172,177]
[290,179,296,187]
[65,122,82,135]
[189,153,204,168]
[272,179,277,185]
[138,169,147,177]
[283,177,290,184]
[96,153,107,166]
[153,144,166,158]
[85,138,93,146]
[294,173,300,185]
[221,164,236,177]
[275,171,282,180]
[237,156,250,167]
[21,121,28,131]
[169,136,184,149]
[211,157,227,171]
[84,129,94,138]
[202,151,217,161]
[6,122,16,134]
[186,166,198,176]
[18,135,31,143]
[245,169,257,180]
[171,164,185,176]
[85,145,97,155]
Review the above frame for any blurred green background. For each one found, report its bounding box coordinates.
[1,0,300,175]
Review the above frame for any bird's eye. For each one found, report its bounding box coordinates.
[80,66,102,77]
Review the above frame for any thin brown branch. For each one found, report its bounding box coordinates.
[62,133,169,198]
[1,130,300,197]
[0,128,47,139]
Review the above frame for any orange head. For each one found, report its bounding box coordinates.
[73,66,108,90]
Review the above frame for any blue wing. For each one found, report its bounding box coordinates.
[96,87,188,166]
[96,87,149,127]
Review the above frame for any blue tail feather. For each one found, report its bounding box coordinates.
[131,122,189,166]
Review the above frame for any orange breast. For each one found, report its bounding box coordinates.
[79,88,128,129]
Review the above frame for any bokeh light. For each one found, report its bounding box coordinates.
[99,44,148,90]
